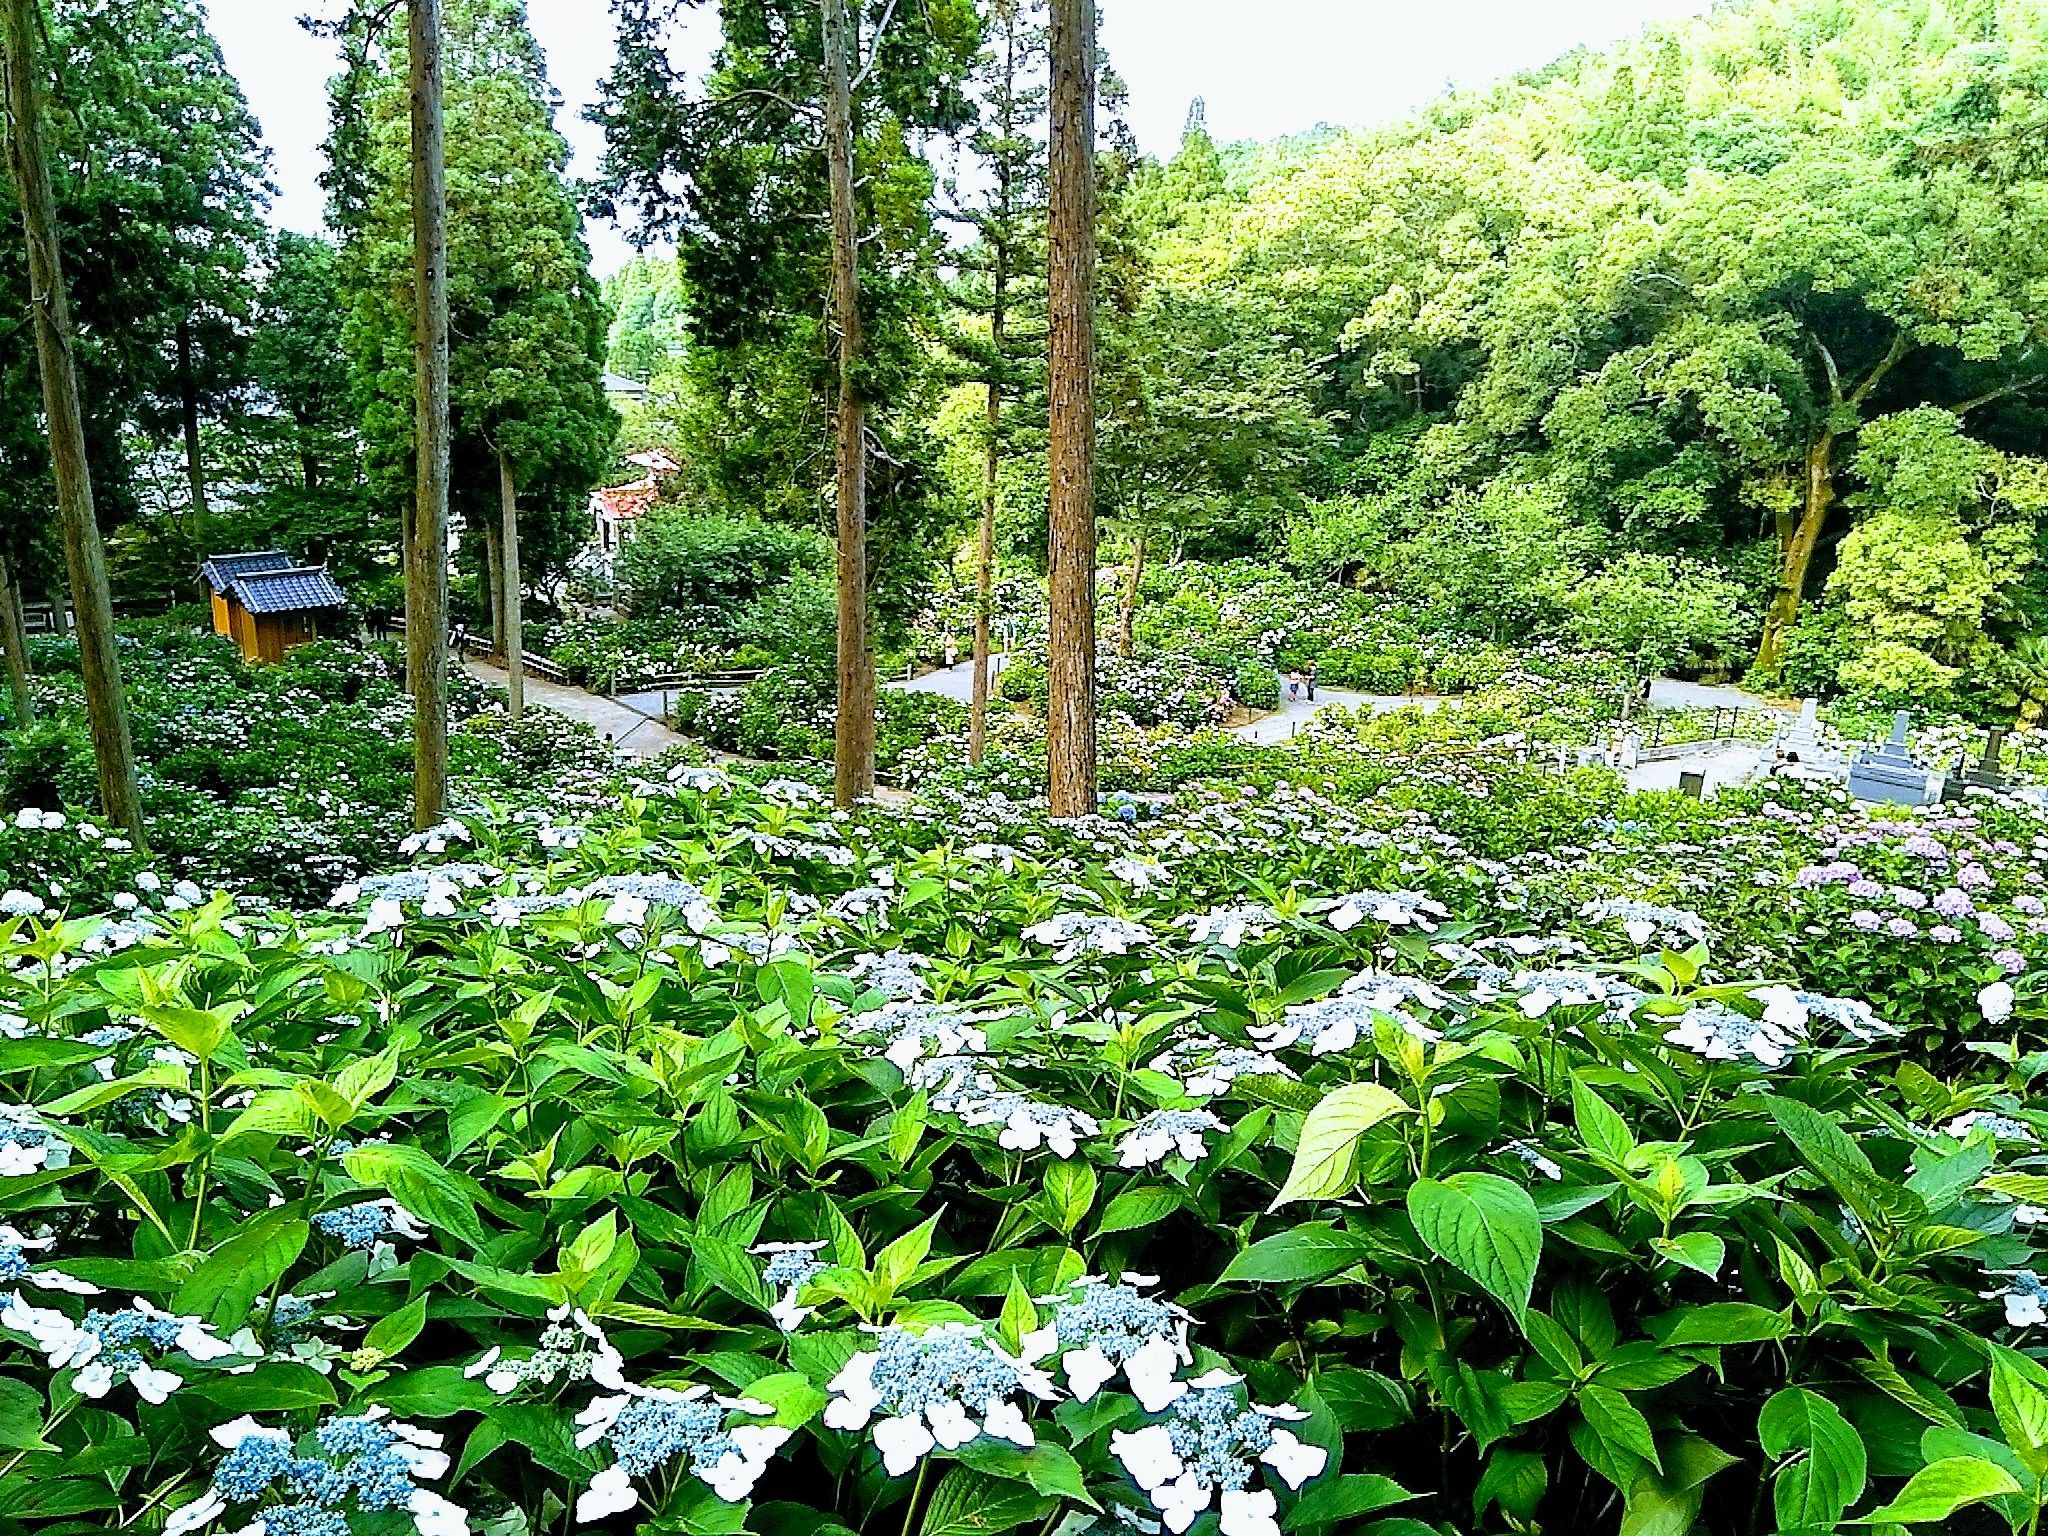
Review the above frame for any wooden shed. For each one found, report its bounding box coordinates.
[200,551,350,664]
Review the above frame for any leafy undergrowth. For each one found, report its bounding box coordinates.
[0,764,2046,1535]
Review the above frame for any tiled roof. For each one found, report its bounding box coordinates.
[592,480,659,521]
[229,567,350,615]
[199,550,294,595]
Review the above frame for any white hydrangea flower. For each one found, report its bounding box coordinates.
[823,1323,1058,1474]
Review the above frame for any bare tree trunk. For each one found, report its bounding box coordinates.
[966,380,999,774]
[0,550,33,726]
[408,0,450,828]
[1754,330,1912,678]
[482,514,504,657]
[825,0,874,807]
[499,450,524,722]
[1116,523,1145,658]
[2,0,142,837]
[1755,432,1834,677]
[1046,0,1098,818]
[176,316,208,561]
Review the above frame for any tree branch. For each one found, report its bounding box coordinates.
[1954,374,2046,416]
[1848,328,1912,408]
[850,0,902,94]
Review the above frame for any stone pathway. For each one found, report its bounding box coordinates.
[464,658,685,758]
[887,654,1011,702]
[1646,678,1794,715]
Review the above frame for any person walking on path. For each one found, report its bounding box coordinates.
[1306,662,1318,703]
[1286,672,1302,704]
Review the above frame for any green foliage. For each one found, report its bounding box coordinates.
[614,510,833,619]
[333,0,617,591]
[6,709,2048,1533]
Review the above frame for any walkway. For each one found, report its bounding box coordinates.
[464,658,685,758]
[888,654,1011,702]
[1624,742,1771,796]
[1646,678,1794,715]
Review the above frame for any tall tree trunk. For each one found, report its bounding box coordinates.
[1117,523,1145,658]
[1755,431,1834,677]
[176,315,208,559]
[0,550,33,726]
[1046,0,1098,818]
[408,0,451,829]
[499,450,524,722]
[1754,330,1912,678]
[482,514,504,657]
[969,374,1000,767]
[825,0,874,807]
[970,9,1019,772]
[2,0,143,838]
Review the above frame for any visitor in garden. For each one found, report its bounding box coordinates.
[945,637,959,668]
[1287,672,1303,703]
[1306,662,1318,702]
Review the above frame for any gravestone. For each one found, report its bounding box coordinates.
[1777,698,1826,763]
[1965,728,2009,793]
[1847,711,1935,807]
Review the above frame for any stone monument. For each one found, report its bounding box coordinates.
[1967,728,2009,792]
[1777,698,1826,763]
[1848,711,1935,807]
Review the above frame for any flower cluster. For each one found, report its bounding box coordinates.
[1110,1373,1327,1536]
[574,1383,791,1519]
[164,1408,466,1536]
[1023,1276,1191,1409]
[465,1304,626,1394]
[823,1323,1057,1473]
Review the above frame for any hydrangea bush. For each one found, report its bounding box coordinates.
[5,721,2048,1533]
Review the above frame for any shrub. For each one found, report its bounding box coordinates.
[1233,658,1280,710]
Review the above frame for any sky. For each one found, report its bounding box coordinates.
[208,0,1716,275]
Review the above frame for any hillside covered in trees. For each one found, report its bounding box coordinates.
[604,0,2048,717]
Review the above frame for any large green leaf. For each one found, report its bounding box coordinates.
[1220,1223,1374,1284]
[1272,1082,1411,1207]
[1407,1173,1542,1320]
[1763,1096,1922,1231]
[1855,1456,2021,1524]
[173,1208,308,1328]
[342,1143,488,1249]
[1759,1388,1867,1530]
[917,1470,1055,1536]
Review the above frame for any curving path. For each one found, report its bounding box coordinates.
[463,657,685,758]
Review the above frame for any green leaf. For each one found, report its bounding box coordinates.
[1760,1388,1867,1530]
[1096,1185,1182,1235]
[1407,1173,1542,1321]
[364,1365,498,1418]
[342,1143,488,1249]
[1763,1096,1923,1232]
[875,1214,940,1294]
[1473,1450,1546,1525]
[173,1209,308,1329]
[363,1292,430,1360]
[1573,1077,1635,1163]
[1287,1473,1417,1528]
[1272,1082,1411,1207]
[1581,1384,1661,1471]
[1990,1345,2048,1458]
[1855,1456,2021,1524]
[1649,1303,1790,1347]
[954,1440,1097,1506]
[1620,1437,1738,1536]
[1220,1223,1373,1285]
[0,1377,54,1453]
[917,1470,1055,1536]
[1040,1158,1096,1235]
[1649,1231,1725,1279]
